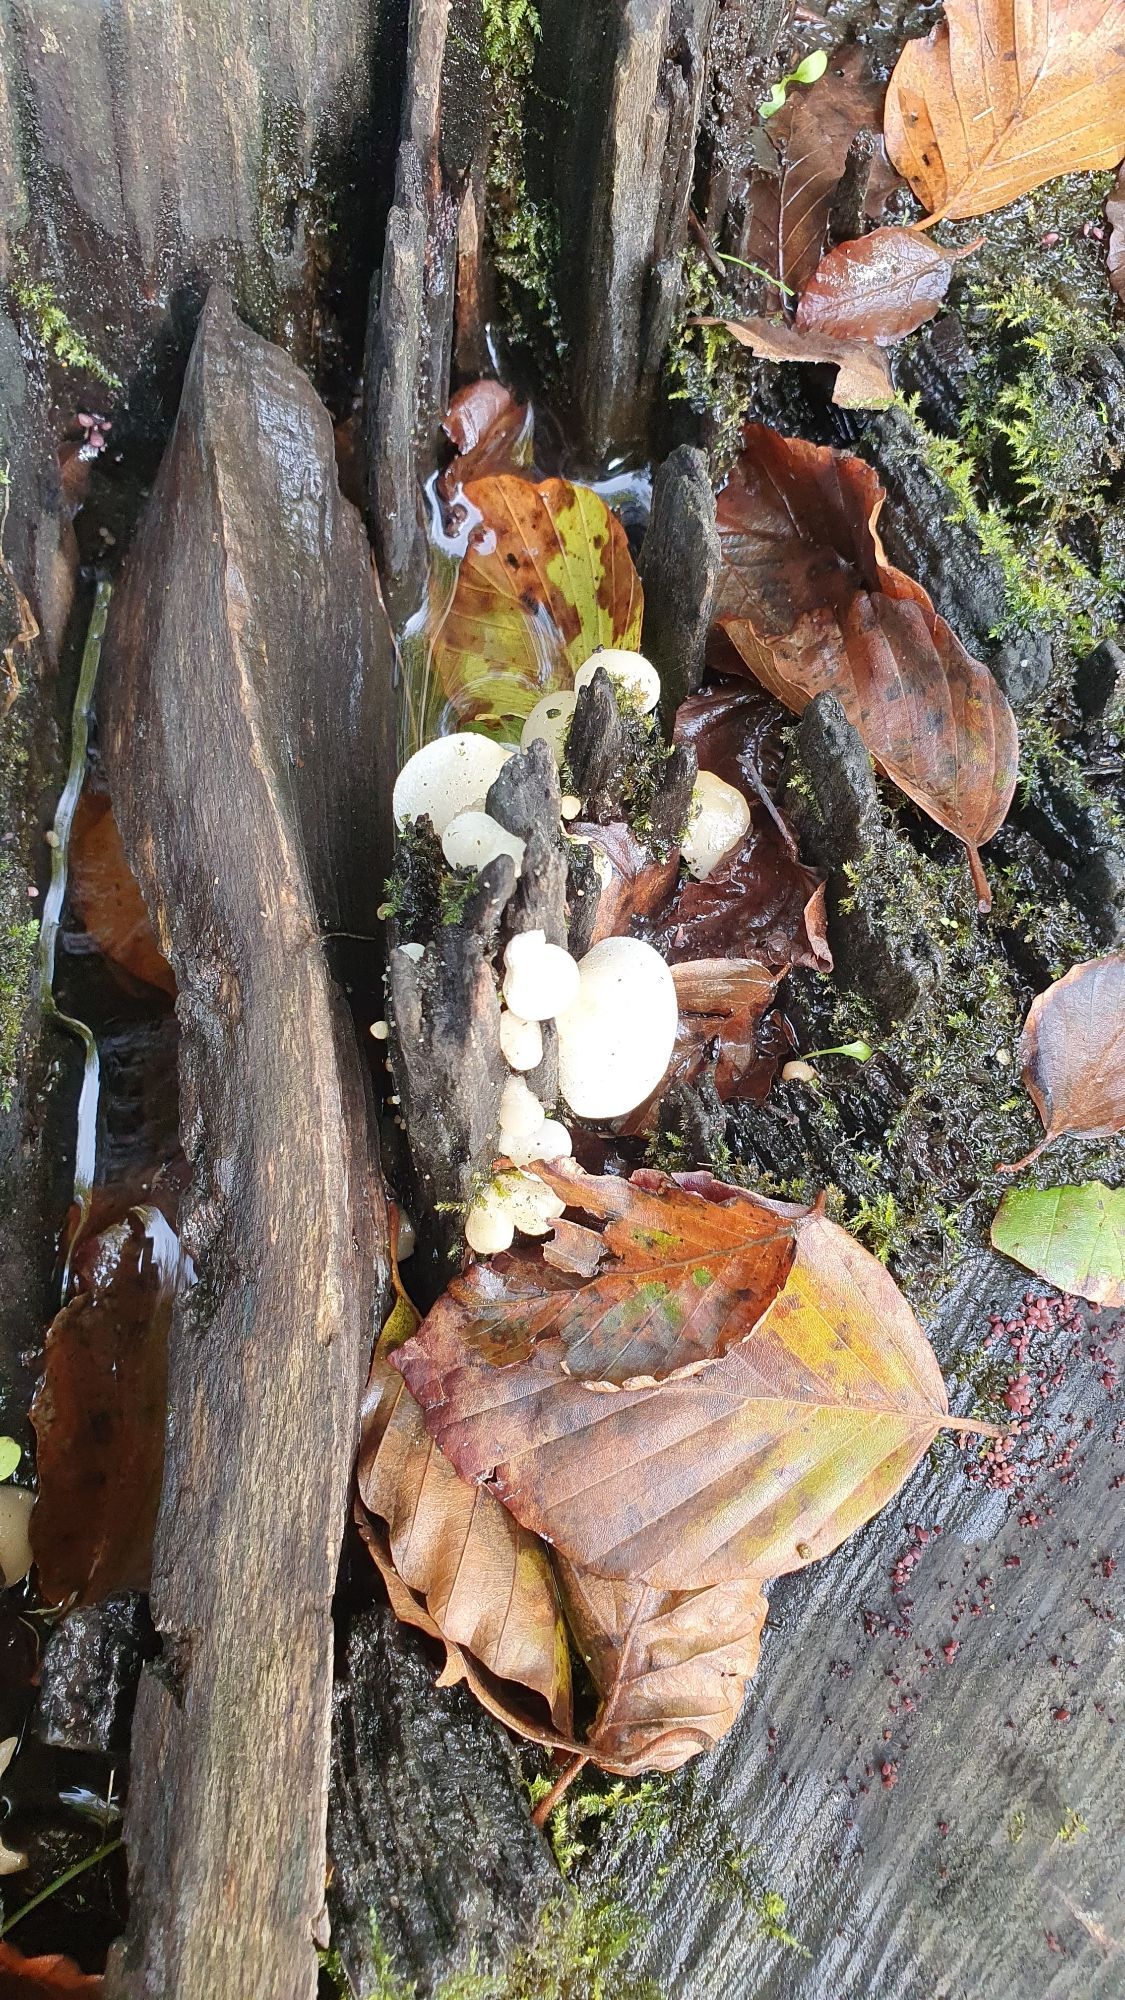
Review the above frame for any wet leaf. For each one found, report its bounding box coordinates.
[571,821,681,945]
[616,960,786,1137]
[438,380,532,501]
[395,1170,989,1589]
[796,229,978,345]
[30,1212,179,1605]
[1107,160,1125,302]
[356,1335,573,1731]
[68,791,175,997]
[651,823,831,974]
[430,477,643,737]
[555,1563,768,1774]
[693,316,893,409]
[1002,953,1125,1168]
[763,44,903,293]
[991,1182,1124,1307]
[885,0,1125,224]
[0,1944,102,1995]
[715,423,1018,906]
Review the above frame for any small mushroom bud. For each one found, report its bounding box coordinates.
[441,810,526,873]
[574,649,661,713]
[499,1010,544,1072]
[682,770,752,880]
[505,1119,573,1168]
[502,929,581,1021]
[464,1186,516,1256]
[499,1075,544,1139]
[392,733,513,836]
[556,936,677,1119]
[521,691,578,764]
[500,1171,566,1237]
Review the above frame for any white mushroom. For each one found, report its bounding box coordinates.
[0,1485,34,1588]
[441,810,525,873]
[393,733,513,836]
[501,930,581,1021]
[681,770,752,880]
[500,1171,566,1238]
[499,1075,544,1140]
[521,691,578,764]
[574,649,661,714]
[498,1010,543,1072]
[398,941,425,963]
[505,1119,573,1168]
[556,936,677,1119]
[464,1185,516,1256]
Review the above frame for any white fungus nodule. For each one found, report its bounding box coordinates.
[504,1119,573,1168]
[501,1172,566,1238]
[499,1075,544,1140]
[501,929,581,1021]
[681,769,752,880]
[521,690,578,764]
[573,649,661,714]
[441,810,526,874]
[556,936,677,1119]
[498,1010,543,1072]
[392,733,513,836]
[464,1186,516,1256]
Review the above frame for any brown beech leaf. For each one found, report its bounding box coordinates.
[572,821,681,945]
[1001,953,1125,1170]
[796,228,978,345]
[715,423,1018,907]
[616,960,785,1138]
[651,825,831,974]
[429,476,643,736]
[356,1335,573,1730]
[68,790,175,996]
[438,380,532,501]
[0,1944,103,1995]
[395,1170,992,1589]
[30,1209,178,1605]
[555,1562,768,1774]
[764,44,903,294]
[1108,161,1125,303]
[694,316,893,409]
[885,0,1125,224]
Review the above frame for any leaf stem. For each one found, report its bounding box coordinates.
[530,1754,588,1828]
[0,1836,123,1938]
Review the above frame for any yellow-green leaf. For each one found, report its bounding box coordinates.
[428,477,643,739]
[991,1182,1125,1307]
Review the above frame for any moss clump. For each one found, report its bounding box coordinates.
[482,0,563,364]
[10,265,121,388]
[0,859,38,1113]
[663,249,753,467]
[321,1895,658,2000]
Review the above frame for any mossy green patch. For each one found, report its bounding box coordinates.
[482,0,563,365]
[10,263,121,389]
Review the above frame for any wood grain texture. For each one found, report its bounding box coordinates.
[99,289,392,2000]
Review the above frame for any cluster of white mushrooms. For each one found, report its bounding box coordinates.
[387,649,754,1257]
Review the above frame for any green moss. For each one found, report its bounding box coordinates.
[528,1777,670,1880]
[482,0,563,363]
[10,266,121,389]
[0,867,37,1114]
[322,1894,658,2000]
[663,250,752,467]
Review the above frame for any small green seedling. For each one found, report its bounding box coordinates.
[717,254,796,297]
[759,48,827,119]
[805,1039,874,1063]
[0,1438,20,1482]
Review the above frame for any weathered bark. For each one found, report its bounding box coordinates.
[641,444,721,717]
[99,288,393,2000]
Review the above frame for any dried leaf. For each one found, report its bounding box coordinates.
[764,44,903,294]
[1002,953,1125,1168]
[796,228,978,345]
[0,1944,102,1995]
[1108,160,1125,302]
[30,1211,178,1605]
[991,1182,1124,1307]
[429,477,643,737]
[395,1170,988,1590]
[356,1339,572,1730]
[438,381,532,501]
[715,423,1018,907]
[555,1563,768,1774]
[68,790,175,996]
[885,0,1125,224]
[694,316,893,409]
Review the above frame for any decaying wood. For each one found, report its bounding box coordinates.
[99,288,393,2000]
[641,445,722,718]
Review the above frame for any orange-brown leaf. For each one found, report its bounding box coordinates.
[885,0,1125,224]
[796,228,976,345]
[694,316,893,409]
[438,380,532,500]
[0,1943,103,1995]
[715,424,1018,906]
[555,1563,768,1774]
[764,44,903,294]
[395,1173,977,1591]
[1002,953,1125,1169]
[617,960,785,1136]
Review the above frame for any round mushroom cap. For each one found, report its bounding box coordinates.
[573,649,661,714]
[499,1075,544,1140]
[521,690,578,764]
[464,1186,515,1256]
[682,769,752,880]
[556,936,677,1119]
[393,733,513,836]
[500,1171,566,1237]
[441,810,526,873]
[502,930,581,1021]
[505,1118,573,1168]
[499,1010,544,1072]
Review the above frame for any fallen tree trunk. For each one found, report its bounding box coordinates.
[99,288,394,2000]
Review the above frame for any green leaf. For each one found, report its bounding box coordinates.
[0,1438,19,1482]
[991,1182,1125,1306]
[759,82,787,118]
[806,1039,873,1063]
[792,49,828,84]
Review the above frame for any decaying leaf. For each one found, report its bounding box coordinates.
[0,1943,102,1995]
[1002,953,1125,1169]
[991,1182,1124,1307]
[796,228,978,345]
[885,0,1125,224]
[30,1210,178,1605]
[760,44,903,294]
[1108,161,1125,303]
[571,821,681,946]
[652,824,831,974]
[715,423,1018,906]
[68,790,175,997]
[429,476,643,736]
[556,1562,768,1774]
[667,959,785,1103]
[395,1168,989,1592]
[356,1340,573,1730]
[438,380,532,501]
[693,316,894,409]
